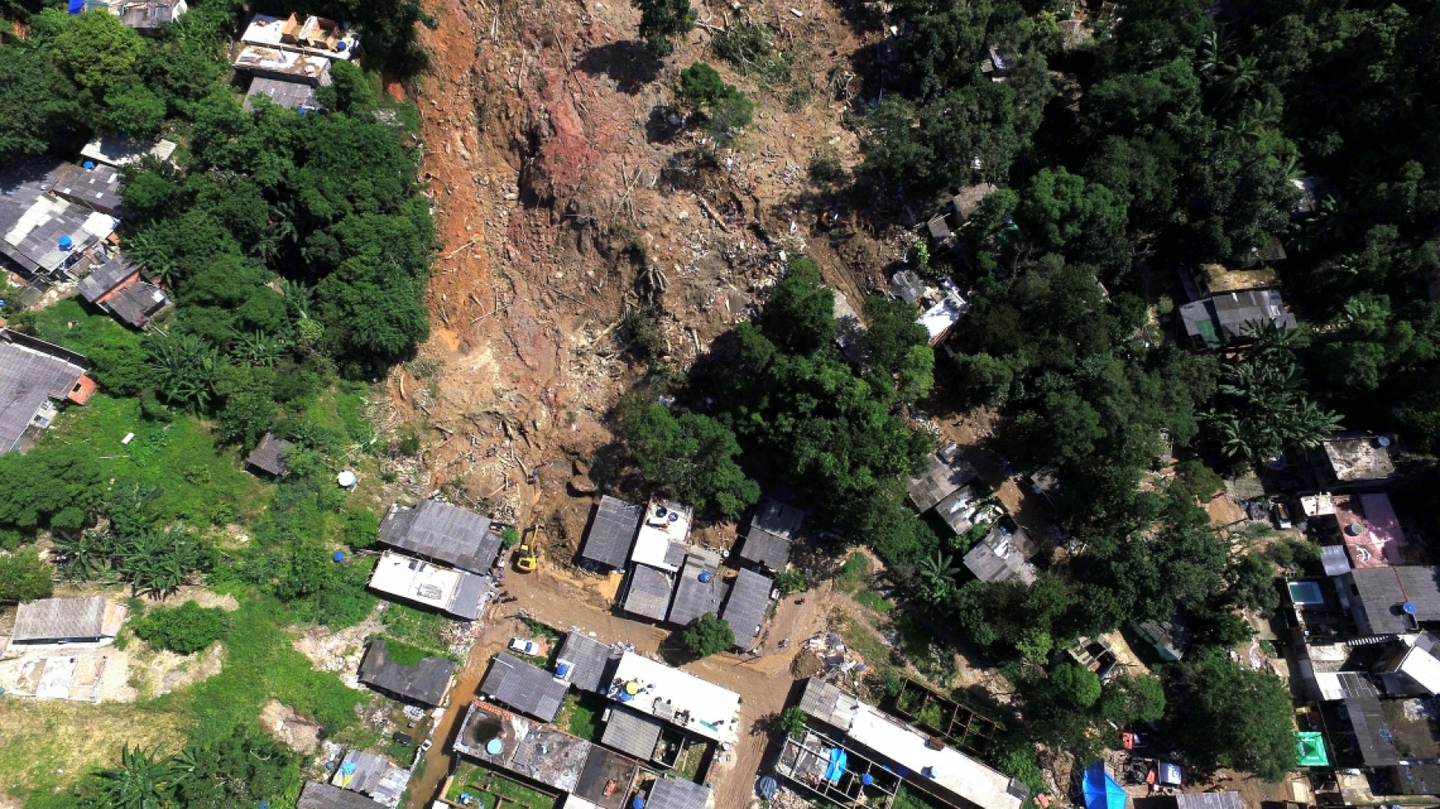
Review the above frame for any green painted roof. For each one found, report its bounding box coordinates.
[1297,731,1329,766]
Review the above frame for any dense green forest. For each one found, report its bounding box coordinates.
[615,0,1440,783]
[0,1,438,805]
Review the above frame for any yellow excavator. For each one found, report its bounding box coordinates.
[515,526,541,573]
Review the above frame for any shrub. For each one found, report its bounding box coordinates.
[682,612,735,657]
[778,705,807,738]
[133,600,229,654]
[501,527,522,548]
[775,569,807,595]
[0,550,54,602]
[343,509,380,550]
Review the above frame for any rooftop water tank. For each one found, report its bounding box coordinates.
[58,235,73,250]
[337,470,357,488]
[699,571,712,583]
[82,161,94,170]
[1404,602,1418,615]
[486,738,504,755]
[335,41,347,51]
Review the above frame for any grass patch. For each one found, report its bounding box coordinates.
[155,591,370,747]
[892,611,957,687]
[446,760,558,809]
[57,393,271,528]
[672,742,707,781]
[894,784,952,809]
[839,615,892,675]
[560,691,607,741]
[855,589,894,613]
[378,602,454,657]
[0,699,185,805]
[835,552,872,593]
[519,616,562,643]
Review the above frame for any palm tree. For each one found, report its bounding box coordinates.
[230,331,282,367]
[147,334,218,411]
[50,532,114,581]
[917,551,959,603]
[92,744,178,809]
[279,277,314,320]
[1220,54,1261,100]
[123,231,179,286]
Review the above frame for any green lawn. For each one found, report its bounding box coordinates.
[445,761,558,809]
[835,552,872,592]
[378,602,456,658]
[57,393,271,528]
[855,589,894,613]
[560,691,607,741]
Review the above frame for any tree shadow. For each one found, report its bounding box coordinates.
[578,40,663,95]
[645,105,687,144]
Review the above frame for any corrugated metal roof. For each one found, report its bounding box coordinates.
[1353,566,1440,635]
[357,639,456,707]
[331,749,410,807]
[907,453,977,512]
[378,499,499,574]
[447,571,490,620]
[245,76,322,112]
[646,778,711,809]
[720,569,773,643]
[1321,545,1351,576]
[558,631,618,693]
[741,497,801,570]
[76,254,138,303]
[50,162,123,216]
[623,564,675,621]
[962,526,1038,584]
[0,329,87,453]
[480,652,568,721]
[105,280,167,328]
[12,597,107,642]
[667,551,727,627]
[297,780,385,809]
[581,496,644,568]
[600,705,663,760]
[245,433,294,476]
[1175,793,1244,809]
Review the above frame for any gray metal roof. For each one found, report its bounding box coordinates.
[447,570,490,620]
[559,631,619,693]
[741,497,803,570]
[245,433,294,476]
[378,499,499,574]
[1390,764,1440,796]
[1181,290,1296,345]
[245,77,322,112]
[908,452,978,512]
[105,281,168,328]
[51,162,124,217]
[12,596,107,642]
[116,0,186,29]
[935,485,981,535]
[357,639,456,707]
[721,568,773,643]
[1321,544,1352,577]
[623,564,675,621]
[1352,566,1440,635]
[582,495,644,568]
[480,652,568,721]
[332,750,410,806]
[76,254,139,303]
[600,705,663,760]
[0,329,88,453]
[667,550,727,627]
[297,780,385,809]
[1174,793,1243,809]
[0,159,111,278]
[798,677,859,728]
[962,526,1038,584]
[646,778,711,809]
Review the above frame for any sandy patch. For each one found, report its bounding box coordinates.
[259,699,322,754]
[156,586,241,612]
[292,611,385,687]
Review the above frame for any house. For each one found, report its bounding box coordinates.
[643,778,711,809]
[666,548,727,628]
[1346,566,1440,636]
[79,135,177,168]
[329,750,410,809]
[1134,618,1191,662]
[630,500,690,574]
[233,46,334,86]
[555,631,619,693]
[979,47,1017,80]
[76,254,168,329]
[1330,493,1419,569]
[0,329,95,453]
[378,499,502,574]
[890,269,927,305]
[908,444,979,513]
[453,698,641,806]
[599,705,665,761]
[720,568,774,645]
[1135,794,1244,809]
[928,183,998,242]
[604,651,742,744]
[366,550,491,619]
[962,523,1038,585]
[9,597,126,647]
[245,77,324,113]
[0,160,119,279]
[1312,434,1395,490]
[83,0,188,32]
[739,497,804,572]
[918,288,969,346]
[50,162,126,218]
[621,564,676,622]
[245,432,295,477]
[480,652,569,722]
[934,483,987,535]
[776,720,903,808]
[297,780,384,809]
[797,678,1027,809]
[357,639,456,707]
[1178,289,1296,349]
[1377,633,1440,697]
[241,13,361,60]
[580,495,644,570]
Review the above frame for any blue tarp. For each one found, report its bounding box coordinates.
[67,0,84,13]
[824,749,849,783]
[1083,762,1128,809]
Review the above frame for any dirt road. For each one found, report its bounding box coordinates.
[406,561,829,808]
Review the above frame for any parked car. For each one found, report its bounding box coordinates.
[509,637,542,656]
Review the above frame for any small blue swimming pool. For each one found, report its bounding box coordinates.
[1289,580,1325,605]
